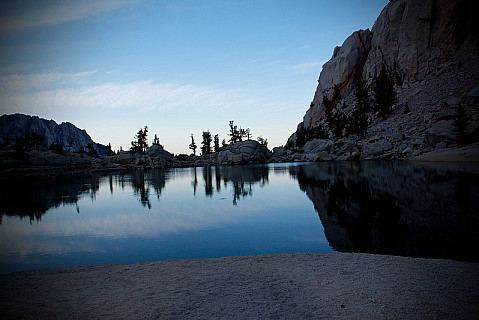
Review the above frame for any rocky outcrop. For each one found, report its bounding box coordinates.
[288,0,479,160]
[217,140,272,165]
[0,113,109,155]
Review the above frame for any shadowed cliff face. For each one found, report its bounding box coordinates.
[290,0,479,158]
[291,161,479,262]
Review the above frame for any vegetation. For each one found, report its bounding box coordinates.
[372,67,398,119]
[201,130,212,156]
[453,104,469,146]
[49,142,65,155]
[214,134,220,153]
[130,126,149,154]
[348,80,370,137]
[152,134,163,148]
[85,143,98,157]
[228,120,251,143]
[287,123,328,149]
[257,136,268,147]
[189,134,197,155]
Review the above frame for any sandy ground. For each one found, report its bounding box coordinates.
[1,252,478,319]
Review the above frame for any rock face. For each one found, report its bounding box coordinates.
[289,0,479,160]
[0,113,109,155]
[217,141,272,165]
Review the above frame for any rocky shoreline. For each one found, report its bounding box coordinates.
[1,141,477,180]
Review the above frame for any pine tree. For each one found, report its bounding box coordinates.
[130,126,149,154]
[228,121,241,144]
[152,134,162,146]
[257,136,268,147]
[213,134,220,153]
[201,130,212,156]
[453,104,469,146]
[372,67,397,119]
[349,80,370,137]
[107,142,113,156]
[189,134,197,155]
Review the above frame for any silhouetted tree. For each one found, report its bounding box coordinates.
[130,126,149,154]
[49,142,64,155]
[152,134,162,147]
[323,96,335,130]
[86,143,98,157]
[257,136,268,147]
[107,143,113,156]
[214,134,220,153]
[201,130,212,156]
[453,104,469,146]
[325,103,348,139]
[348,80,370,137]
[245,128,252,140]
[189,134,197,155]
[372,67,397,119]
[221,139,227,147]
[228,121,241,144]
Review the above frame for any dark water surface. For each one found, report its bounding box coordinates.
[0,162,478,273]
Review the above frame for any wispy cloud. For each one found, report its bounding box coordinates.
[289,61,324,74]
[0,0,140,32]
[0,71,98,92]
[0,72,260,114]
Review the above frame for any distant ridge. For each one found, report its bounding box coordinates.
[0,113,108,155]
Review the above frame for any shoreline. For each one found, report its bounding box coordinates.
[1,252,478,319]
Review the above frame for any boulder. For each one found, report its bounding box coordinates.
[365,140,393,156]
[145,145,174,160]
[272,146,286,157]
[217,141,272,165]
[425,120,456,146]
[302,139,333,153]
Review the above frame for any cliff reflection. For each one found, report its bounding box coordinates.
[291,162,479,262]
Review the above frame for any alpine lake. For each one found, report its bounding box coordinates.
[1,161,478,273]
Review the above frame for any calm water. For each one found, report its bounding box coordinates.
[0,162,478,273]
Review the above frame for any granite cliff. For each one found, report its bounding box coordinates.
[287,0,479,160]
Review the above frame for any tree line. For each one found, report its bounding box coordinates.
[127,120,268,156]
[287,66,400,149]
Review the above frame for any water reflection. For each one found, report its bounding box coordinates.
[0,162,477,265]
[0,174,100,223]
[0,165,271,222]
[291,161,479,262]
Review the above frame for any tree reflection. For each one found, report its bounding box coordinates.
[132,170,151,209]
[292,162,479,262]
[0,174,101,223]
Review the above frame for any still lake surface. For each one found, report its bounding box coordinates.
[1,161,478,273]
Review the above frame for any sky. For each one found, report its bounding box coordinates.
[0,0,388,154]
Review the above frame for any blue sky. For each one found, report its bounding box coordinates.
[0,0,388,154]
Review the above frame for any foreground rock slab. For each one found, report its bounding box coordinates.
[1,253,477,319]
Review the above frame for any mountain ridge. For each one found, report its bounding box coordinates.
[0,113,109,155]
